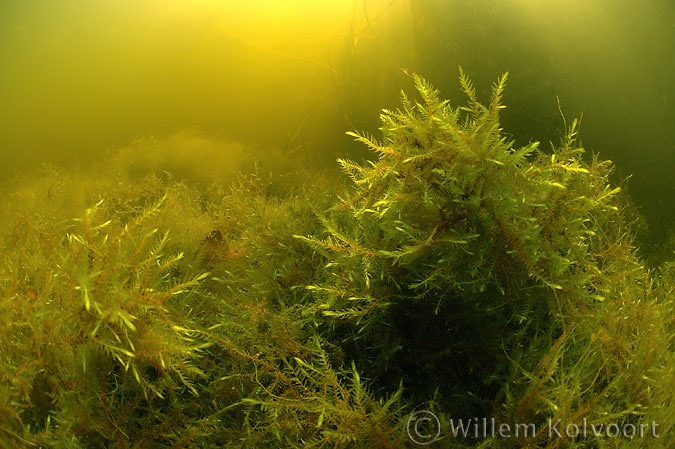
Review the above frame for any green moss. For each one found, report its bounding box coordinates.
[0,70,673,448]
[299,69,675,447]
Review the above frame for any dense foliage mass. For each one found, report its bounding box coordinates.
[0,71,673,448]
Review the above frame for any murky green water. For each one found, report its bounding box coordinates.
[2,1,673,253]
[1,2,674,447]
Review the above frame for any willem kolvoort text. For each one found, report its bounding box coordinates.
[448,418,659,440]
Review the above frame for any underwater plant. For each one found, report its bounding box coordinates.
[0,69,672,448]
[298,68,675,447]
[0,184,214,446]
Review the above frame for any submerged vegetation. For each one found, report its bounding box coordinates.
[0,70,673,448]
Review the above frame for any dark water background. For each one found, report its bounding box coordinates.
[1,0,673,259]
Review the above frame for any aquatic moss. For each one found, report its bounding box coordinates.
[299,69,675,447]
[0,70,673,448]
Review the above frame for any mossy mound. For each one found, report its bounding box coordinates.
[299,69,675,447]
[0,70,673,448]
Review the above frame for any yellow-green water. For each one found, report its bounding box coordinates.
[1,2,674,448]
[1,0,673,249]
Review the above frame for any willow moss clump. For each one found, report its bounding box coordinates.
[0,70,673,448]
[299,69,675,447]
[0,166,408,448]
